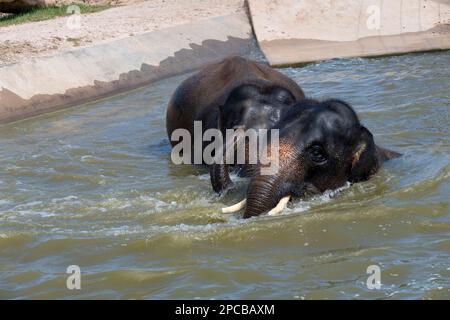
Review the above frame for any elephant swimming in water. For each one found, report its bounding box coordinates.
[166,56,400,218]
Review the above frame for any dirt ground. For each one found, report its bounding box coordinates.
[0,0,245,66]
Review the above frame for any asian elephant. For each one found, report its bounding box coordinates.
[166,56,400,218]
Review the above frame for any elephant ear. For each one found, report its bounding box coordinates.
[350,126,401,183]
[350,126,379,183]
[268,86,296,105]
[376,145,402,161]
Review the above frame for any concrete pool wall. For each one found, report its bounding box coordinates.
[0,0,449,123]
[248,0,450,66]
[0,12,254,123]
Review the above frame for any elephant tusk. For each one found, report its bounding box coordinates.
[267,196,291,216]
[221,199,246,214]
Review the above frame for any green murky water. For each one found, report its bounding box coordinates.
[0,51,449,299]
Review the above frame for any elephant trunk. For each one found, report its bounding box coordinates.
[243,145,301,218]
[216,135,304,218]
[210,162,233,193]
[243,174,283,218]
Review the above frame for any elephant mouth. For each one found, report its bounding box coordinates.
[291,182,321,198]
[221,180,321,217]
[221,195,291,216]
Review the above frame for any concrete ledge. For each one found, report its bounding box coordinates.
[248,0,450,66]
[261,27,450,67]
[0,12,253,123]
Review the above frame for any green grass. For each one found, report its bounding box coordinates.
[0,4,111,27]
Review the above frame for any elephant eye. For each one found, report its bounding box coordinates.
[309,145,328,164]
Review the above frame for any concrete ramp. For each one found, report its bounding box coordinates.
[0,13,252,123]
[248,0,450,66]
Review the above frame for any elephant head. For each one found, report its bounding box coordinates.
[210,83,297,193]
[213,96,400,218]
